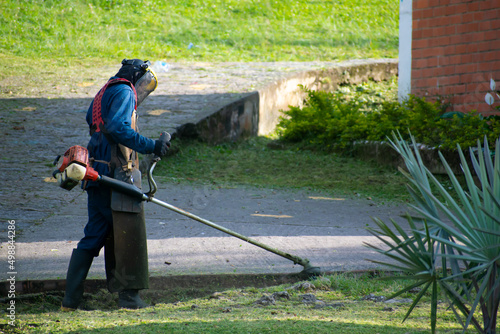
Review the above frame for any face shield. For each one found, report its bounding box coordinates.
[135,65,158,107]
[119,59,158,107]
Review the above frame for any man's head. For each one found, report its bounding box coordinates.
[115,59,158,106]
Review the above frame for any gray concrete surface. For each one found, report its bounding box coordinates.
[0,60,408,283]
[8,185,408,281]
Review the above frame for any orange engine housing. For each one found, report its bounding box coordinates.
[56,145,99,181]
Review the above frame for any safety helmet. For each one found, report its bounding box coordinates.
[116,58,158,106]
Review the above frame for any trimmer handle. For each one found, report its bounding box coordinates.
[147,131,170,198]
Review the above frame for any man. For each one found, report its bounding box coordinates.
[61,59,170,310]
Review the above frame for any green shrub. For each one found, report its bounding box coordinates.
[277,88,372,149]
[277,82,500,151]
[438,113,500,150]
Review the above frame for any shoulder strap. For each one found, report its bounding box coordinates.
[90,78,140,172]
[91,78,137,134]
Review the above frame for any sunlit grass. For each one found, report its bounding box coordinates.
[0,0,399,79]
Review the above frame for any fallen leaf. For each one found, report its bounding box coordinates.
[14,107,36,112]
[147,109,171,116]
[77,82,94,87]
[309,196,345,201]
[251,214,293,218]
[189,84,208,90]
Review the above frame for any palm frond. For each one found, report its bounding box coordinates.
[368,132,500,332]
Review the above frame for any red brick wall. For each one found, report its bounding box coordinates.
[411,0,500,115]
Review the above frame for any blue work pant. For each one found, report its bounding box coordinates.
[77,186,113,257]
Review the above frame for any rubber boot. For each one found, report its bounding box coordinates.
[118,290,149,309]
[61,248,94,311]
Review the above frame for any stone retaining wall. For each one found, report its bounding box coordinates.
[180,59,398,143]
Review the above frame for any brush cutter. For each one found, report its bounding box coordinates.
[53,134,322,277]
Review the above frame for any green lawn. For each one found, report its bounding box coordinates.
[0,0,398,78]
[1,273,471,333]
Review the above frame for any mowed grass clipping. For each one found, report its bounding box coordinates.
[0,0,399,78]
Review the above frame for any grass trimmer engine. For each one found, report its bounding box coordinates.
[53,146,99,190]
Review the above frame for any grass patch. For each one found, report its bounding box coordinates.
[158,136,412,203]
[0,0,398,79]
[1,273,470,333]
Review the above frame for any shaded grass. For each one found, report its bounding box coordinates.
[157,136,412,203]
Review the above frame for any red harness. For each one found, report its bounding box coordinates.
[91,78,137,133]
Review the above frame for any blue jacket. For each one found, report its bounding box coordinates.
[85,78,155,186]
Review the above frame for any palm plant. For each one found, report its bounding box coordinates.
[365,132,500,334]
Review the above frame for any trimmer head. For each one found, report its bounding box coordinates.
[300,264,323,278]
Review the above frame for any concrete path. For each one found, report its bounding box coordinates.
[0,61,408,283]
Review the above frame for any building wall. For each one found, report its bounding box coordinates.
[411,0,500,115]
[398,0,413,102]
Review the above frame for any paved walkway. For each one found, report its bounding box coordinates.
[0,62,408,282]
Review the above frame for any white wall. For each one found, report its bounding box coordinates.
[398,0,413,102]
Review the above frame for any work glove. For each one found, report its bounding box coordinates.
[153,132,171,158]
